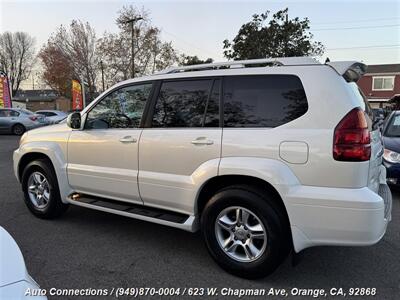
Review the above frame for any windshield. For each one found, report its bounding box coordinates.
[384,114,400,137]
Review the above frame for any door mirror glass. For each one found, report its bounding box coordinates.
[67,112,81,129]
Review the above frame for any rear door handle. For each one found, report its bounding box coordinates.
[119,136,137,143]
[191,137,214,145]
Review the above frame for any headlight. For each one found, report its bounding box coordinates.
[383,149,400,163]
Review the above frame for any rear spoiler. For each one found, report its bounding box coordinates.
[326,61,367,82]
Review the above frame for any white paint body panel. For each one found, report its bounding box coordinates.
[0,227,46,300]
[13,60,390,253]
[138,128,221,214]
[67,129,142,204]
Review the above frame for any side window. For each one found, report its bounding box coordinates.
[223,75,308,128]
[1,110,19,117]
[85,83,152,129]
[40,112,56,117]
[152,79,220,128]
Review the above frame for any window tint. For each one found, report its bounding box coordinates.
[9,110,19,117]
[223,75,308,128]
[0,110,19,117]
[20,109,33,115]
[38,112,57,117]
[385,114,400,137]
[86,83,152,129]
[152,79,220,127]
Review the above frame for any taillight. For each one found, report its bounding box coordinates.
[333,107,371,161]
[29,116,37,121]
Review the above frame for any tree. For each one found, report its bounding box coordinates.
[38,44,74,98]
[223,8,324,60]
[0,32,36,95]
[180,55,213,66]
[97,5,178,87]
[40,20,99,101]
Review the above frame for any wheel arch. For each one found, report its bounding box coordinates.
[18,152,52,181]
[196,174,293,248]
[16,145,72,204]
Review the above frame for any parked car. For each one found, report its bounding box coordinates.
[13,57,392,279]
[372,108,385,120]
[35,110,68,125]
[0,108,46,135]
[382,110,400,185]
[0,227,47,299]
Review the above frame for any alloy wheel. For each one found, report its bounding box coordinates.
[27,171,50,210]
[215,206,267,262]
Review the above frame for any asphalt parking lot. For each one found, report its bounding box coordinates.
[1,134,399,300]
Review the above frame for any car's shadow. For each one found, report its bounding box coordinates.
[12,188,397,298]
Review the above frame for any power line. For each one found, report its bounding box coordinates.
[327,44,400,50]
[162,29,217,57]
[313,17,400,25]
[313,24,400,31]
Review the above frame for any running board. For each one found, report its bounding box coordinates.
[67,193,197,232]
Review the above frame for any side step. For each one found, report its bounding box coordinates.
[67,193,197,232]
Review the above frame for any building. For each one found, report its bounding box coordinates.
[12,89,71,112]
[357,64,400,109]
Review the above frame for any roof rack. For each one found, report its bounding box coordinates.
[155,57,320,75]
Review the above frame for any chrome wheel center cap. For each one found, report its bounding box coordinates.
[234,226,248,240]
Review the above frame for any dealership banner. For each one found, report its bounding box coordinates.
[0,72,12,108]
[72,79,83,110]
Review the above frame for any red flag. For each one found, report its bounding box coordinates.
[72,79,83,110]
[0,73,12,108]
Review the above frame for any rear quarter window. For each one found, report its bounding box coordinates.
[223,75,308,128]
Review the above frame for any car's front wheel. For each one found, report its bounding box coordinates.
[201,185,290,279]
[21,159,68,219]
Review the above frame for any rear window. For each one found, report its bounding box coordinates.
[38,112,57,116]
[20,109,33,115]
[223,75,308,128]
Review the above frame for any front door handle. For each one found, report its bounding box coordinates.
[191,137,214,145]
[119,136,137,143]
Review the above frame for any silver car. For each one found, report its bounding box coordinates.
[35,110,68,125]
[0,108,45,135]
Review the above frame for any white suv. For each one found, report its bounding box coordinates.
[13,57,392,278]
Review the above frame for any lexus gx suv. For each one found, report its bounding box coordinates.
[13,57,392,278]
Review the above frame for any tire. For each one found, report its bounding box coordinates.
[21,159,68,219]
[12,123,26,135]
[201,185,290,279]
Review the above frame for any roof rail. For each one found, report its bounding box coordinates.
[155,57,320,75]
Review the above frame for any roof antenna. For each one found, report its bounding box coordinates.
[325,57,330,63]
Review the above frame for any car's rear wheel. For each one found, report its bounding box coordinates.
[21,159,68,219]
[201,185,290,279]
[12,124,25,135]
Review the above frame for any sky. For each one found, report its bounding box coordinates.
[1,0,399,89]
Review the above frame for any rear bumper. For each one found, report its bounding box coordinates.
[286,184,392,252]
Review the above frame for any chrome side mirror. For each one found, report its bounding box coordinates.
[67,112,81,129]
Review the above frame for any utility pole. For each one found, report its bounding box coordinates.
[123,16,143,78]
[80,75,86,108]
[285,13,289,56]
[100,60,105,92]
